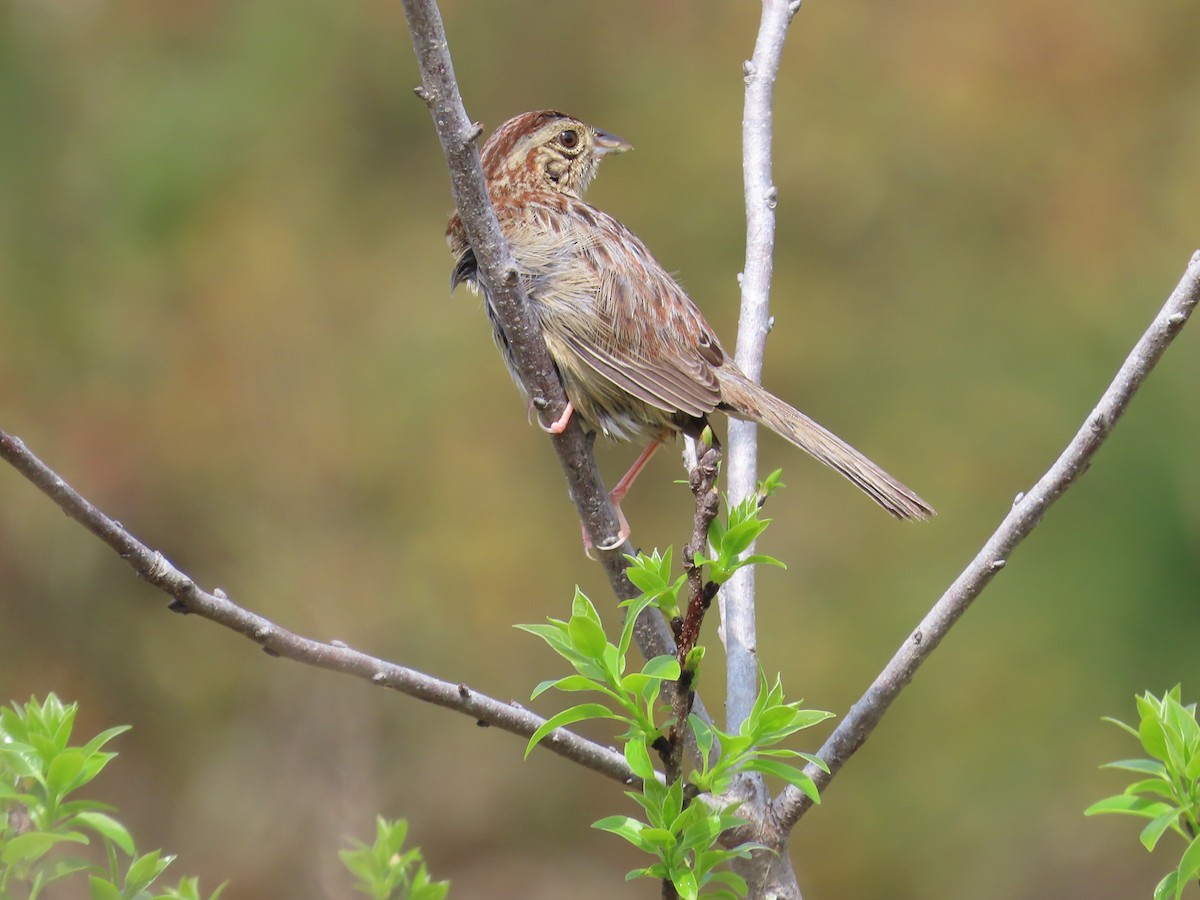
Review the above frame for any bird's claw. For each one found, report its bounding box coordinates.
[539,400,574,434]
[581,503,630,558]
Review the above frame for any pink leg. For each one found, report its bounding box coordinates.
[539,400,574,434]
[581,430,670,555]
[610,432,668,503]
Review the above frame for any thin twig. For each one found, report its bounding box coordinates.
[772,250,1200,831]
[678,444,722,661]
[662,443,722,785]
[0,429,639,787]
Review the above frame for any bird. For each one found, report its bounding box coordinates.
[447,110,933,545]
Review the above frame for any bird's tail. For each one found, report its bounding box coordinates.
[717,368,935,521]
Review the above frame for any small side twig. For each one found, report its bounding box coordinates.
[678,444,723,664]
[772,250,1200,831]
[0,428,641,788]
[661,443,722,785]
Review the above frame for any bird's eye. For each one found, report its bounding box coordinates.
[558,129,580,150]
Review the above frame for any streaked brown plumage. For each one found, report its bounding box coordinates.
[448,110,934,523]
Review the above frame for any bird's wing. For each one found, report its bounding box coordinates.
[540,202,726,419]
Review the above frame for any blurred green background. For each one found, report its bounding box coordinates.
[2,0,1199,897]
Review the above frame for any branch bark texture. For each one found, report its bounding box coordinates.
[773,250,1200,831]
[0,429,637,786]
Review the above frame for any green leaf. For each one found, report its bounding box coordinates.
[624,737,657,782]
[678,809,726,852]
[1102,716,1140,740]
[1140,709,1169,761]
[1153,869,1179,900]
[689,714,715,760]
[1175,834,1200,892]
[618,593,659,659]
[571,587,603,627]
[1084,795,1173,819]
[514,622,574,657]
[40,854,99,885]
[798,752,830,773]
[124,849,174,895]
[80,725,132,760]
[90,876,124,900]
[641,655,682,681]
[708,515,726,547]
[736,554,787,571]
[624,549,674,594]
[530,674,606,699]
[744,759,822,803]
[75,811,136,856]
[638,827,678,849]
[673,868,699,900]
[1123,778,1178,801]
[719,516,768,558]
[606,641,628,682]
[1140,808,1183,851]
[1,744,42,779]
[2,830,89,865]
[46,749,87,797]
[593,816,652,851]
[75,752,119,795]
[1101,758,1169,778]
[525,704,621,758]
[567,614,609,661]
[761,468,785,494]
[707,869,750,894]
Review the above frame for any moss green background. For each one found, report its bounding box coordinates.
[2,0,1199,897]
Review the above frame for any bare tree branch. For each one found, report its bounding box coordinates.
[398,0,694,680]
[0,429,639,787]
[773,250,1200,831]
[723,4,806,896]
[724,0,802,735]
[398,0,722,752]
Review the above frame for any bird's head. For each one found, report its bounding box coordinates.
[480,110,632,198]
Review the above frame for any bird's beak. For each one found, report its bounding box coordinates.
[594,129,633,156]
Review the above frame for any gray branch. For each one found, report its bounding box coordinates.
[0,429,639,787]
[772,250,1200,831]
[724,4,805,898]
[725,0,800,734]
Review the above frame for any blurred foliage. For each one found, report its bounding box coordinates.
[1,0,1198,897]
[0,693,225,900]
[1087,687,1200,900]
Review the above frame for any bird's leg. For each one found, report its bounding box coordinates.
[610,429,670,504]
[582,429,670,555]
